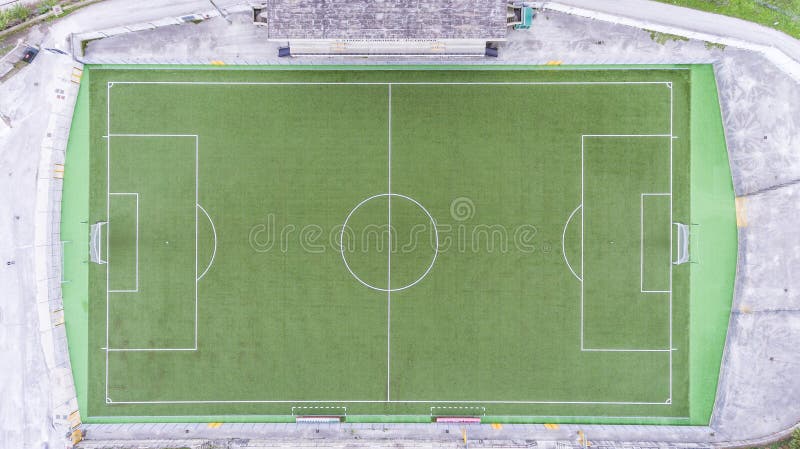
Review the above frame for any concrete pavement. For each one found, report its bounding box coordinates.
[0,47,75,449]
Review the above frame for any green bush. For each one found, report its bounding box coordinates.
[789,427,800,449]
[0,1,56,31]
[0,10,10,30]
[8,4,32,22]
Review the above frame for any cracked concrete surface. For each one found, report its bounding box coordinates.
[713,183,800,438]
[715,53,800,196]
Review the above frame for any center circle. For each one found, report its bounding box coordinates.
[340,193,439,292]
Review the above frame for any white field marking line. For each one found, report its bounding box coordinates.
[561,204,582,282]
[108,133,196,137]
[640,193,644,292]
[107,399,672,405]
[195,136,199,349]
[430,406,486,416]
[339,193,439,293]
[107,348,196,352]
[580,136,584,350]
[106,83,678,407]
[196,204,218,281]
[580,135,674,356]
[291,406,347,416]
[109,81,673,86]
[87,413,690,421]
[100,66,690,72]
[387,84,392,402]
[105,82,111,402]
[107,192,139,293]
[581,348,672,352]
[582,134,672,137]
[669,83,674,402]
[86,413,690,421]
[640,193,672,294]
[104,134,199,361]
[107,399,672,406]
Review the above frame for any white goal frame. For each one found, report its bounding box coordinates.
[90,221,108,265]
[673,222,691,265]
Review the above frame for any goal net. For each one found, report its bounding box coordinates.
[673,222,690,265]
[90,221,107,264]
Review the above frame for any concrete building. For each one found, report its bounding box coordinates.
[252,0,509,56]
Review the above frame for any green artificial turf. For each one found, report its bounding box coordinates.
[688,65,737,423]
[61,66,733,424]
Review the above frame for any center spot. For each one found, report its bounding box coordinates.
[340,193,438,292]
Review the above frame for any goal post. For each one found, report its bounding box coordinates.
[673,222,690,265]
[90,221,107,265]
[295,416,343,423]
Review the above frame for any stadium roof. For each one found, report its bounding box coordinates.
[259,0,508,40]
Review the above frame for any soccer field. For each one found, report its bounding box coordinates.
[63,66,736,424]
